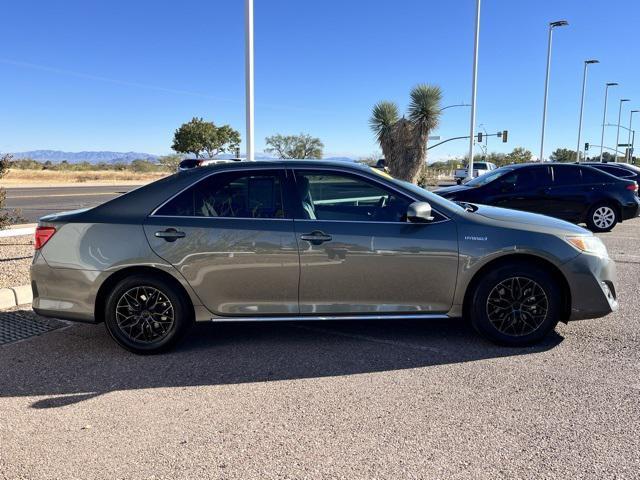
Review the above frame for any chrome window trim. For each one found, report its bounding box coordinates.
[148,164,451,225]
[290,166,451,223]
[149,166,289,218]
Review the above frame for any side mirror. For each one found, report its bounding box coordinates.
[406,201,434,223]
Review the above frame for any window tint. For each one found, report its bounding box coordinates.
[552,166,582,186]
[294,171,411,222]
[474,163,488,170]
[598,165,635,179]
[581,167,612,184]
[513,167,551,189]
[156,170,286,218]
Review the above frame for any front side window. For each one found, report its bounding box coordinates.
[494,167,551,190]
[294,171,411,222]
[156,170,286,218]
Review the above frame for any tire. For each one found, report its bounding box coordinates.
[104,274,193,354]
[586,202,618,232]
[468,262,561,347]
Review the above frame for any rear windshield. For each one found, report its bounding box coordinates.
[473,162,488,170]
[179,159,200,168]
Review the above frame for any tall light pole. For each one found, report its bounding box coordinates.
[245,0,255,161]
[627,109,638,161]
[575,59,599,162]
[466,0,481,181]
[540,20,568,162]
[615,98,630,162]
[600,82,618,162]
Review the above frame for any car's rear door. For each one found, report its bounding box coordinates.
[290,168,459,315]
[547,165,597,221]
[144,167,300,316]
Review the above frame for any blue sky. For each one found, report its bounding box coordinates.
[0,0,638,160]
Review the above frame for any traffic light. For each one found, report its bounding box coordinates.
[502,130,508,143]
[477,132,483,142]
[585,142,589,152]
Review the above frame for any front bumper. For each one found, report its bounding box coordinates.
[561,252,618,321]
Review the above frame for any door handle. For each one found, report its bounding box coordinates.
[300,231,332,245]
[155,228,186,242]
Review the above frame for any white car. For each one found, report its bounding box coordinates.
[177,158,242,172]
[454,161,497,184]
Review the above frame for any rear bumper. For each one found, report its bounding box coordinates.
[561,252,618,321]
[620,197,640,221]
[30,254,99,323]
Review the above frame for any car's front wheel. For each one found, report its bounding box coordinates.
[104,274,192,354]
[469,262,561,346]
[586,202,618,232]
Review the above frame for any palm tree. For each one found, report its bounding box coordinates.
[369,84,442,183]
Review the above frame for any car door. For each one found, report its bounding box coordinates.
[290,168,459,315]
[547,165,591,221]
[486,166,552,214]
[144,168,300,316]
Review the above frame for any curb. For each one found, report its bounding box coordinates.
[0,284,33,310]
[0,224,37,238]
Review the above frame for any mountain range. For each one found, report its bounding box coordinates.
[9,150,357,164]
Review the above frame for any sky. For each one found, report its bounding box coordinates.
[0,0,639,161]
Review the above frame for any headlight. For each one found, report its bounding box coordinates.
[566,236,608,257]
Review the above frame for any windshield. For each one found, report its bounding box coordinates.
[465,167,513,187]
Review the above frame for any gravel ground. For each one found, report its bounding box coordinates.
[0,235,33,289]
[0,219,639,479]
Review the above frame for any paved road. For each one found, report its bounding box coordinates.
[1,219,639,479]
[3,185,140,223]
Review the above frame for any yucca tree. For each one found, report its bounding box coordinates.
[369,84,442,183]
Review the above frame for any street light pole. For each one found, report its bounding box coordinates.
[627,110,638,161]
[245,0,255,161]
[466,0,481,182]
[600,83,617,162]
[615,99,630,162]
[576,59,599,162]
[540,20,569,162]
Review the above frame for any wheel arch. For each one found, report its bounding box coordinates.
[94,266,196,324]
[462,253,572,323]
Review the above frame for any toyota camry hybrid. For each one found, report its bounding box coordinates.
[31,161,618,353]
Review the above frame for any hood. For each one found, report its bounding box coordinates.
[434,184,471,196]
[473,204,589,235]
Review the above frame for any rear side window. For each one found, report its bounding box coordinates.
[581,167,613,184]
[552,166,582,186]
[597,165,635,179]
[156,170,286,218]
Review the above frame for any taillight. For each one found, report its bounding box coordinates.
[625,183,638,192]
[34,226,56,250]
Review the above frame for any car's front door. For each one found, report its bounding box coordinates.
[291,169,459,315]
[144,168,300,316]
[488,166,553,215]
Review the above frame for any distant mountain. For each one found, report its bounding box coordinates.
[9,150,359,164]
[10,150,158,164]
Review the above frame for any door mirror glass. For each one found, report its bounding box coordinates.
[406,202,434,223]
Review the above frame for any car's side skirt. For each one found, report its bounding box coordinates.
[209,313,451,322]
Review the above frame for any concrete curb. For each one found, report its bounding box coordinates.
[0,224,37,238]
[0,284,33,310]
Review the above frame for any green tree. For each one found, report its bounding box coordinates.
[158,154,183,172]
[172,117,240,158]
[550,148,577,163]
[0,154,22,228]
[505,147,533,164]
[265,133,324,159]
[370,84,442,183]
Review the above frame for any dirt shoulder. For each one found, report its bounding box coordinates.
[2,169,167,187]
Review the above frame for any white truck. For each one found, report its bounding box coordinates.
[454,161,497,184]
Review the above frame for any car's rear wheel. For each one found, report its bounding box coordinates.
[104,274,192,354]
[586,202,618,232]
[469,262,561,346]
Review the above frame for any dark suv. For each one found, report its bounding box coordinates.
[436,163,640,232]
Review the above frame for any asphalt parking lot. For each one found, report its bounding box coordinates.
[1,219,639,479]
